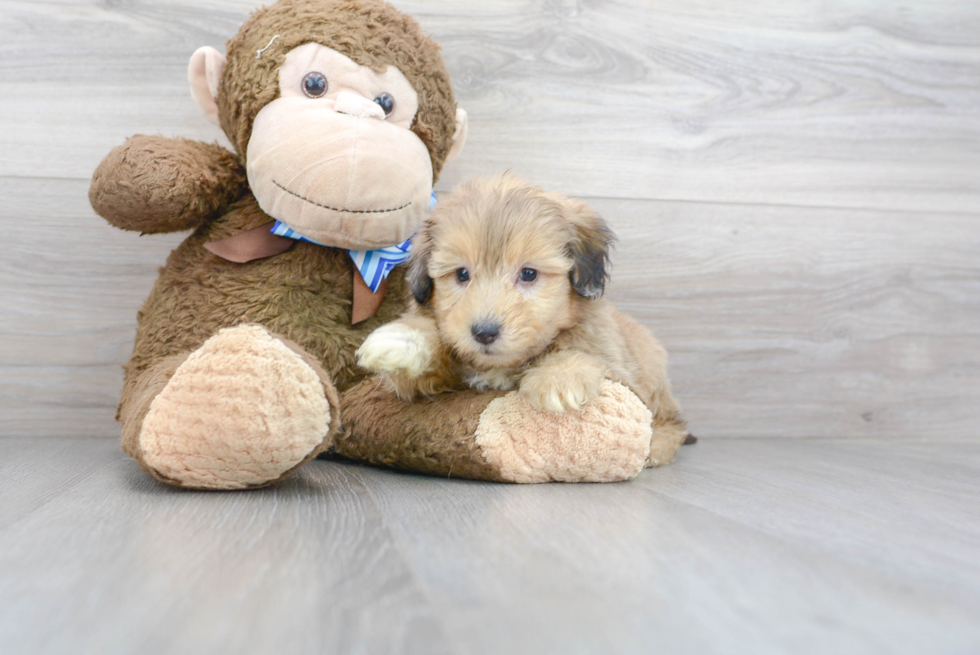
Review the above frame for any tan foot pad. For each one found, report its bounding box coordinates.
[140,325,331,489]
[474,380,653,483]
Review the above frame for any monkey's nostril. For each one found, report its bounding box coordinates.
[471,322,500,345]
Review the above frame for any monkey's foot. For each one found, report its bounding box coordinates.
[474,380,653,483]
[139,325,336,489]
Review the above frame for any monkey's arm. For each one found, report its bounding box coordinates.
[89,135,247,233]
[338,375,668,483]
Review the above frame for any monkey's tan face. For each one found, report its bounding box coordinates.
[427,205,580,371]
[246,43,433,249]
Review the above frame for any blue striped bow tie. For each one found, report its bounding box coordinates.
[270,192,436,293]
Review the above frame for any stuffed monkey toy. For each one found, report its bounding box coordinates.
[89,0,687,490]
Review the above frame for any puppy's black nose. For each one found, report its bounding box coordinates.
[471,322,500,345]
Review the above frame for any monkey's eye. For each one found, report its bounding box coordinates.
[519,268,538,283]
[302,72,328,98]
[455,268,470,284]
[374,92,395,116]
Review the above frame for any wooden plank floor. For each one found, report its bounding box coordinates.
[1,437,978,654]
[1,2,978,651]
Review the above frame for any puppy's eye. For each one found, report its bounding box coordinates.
[455,268,470,284]
[519,268,538,283]
[302,72,328,98]
[374,92,394,116]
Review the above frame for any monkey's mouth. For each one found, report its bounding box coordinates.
[272,180,412,214]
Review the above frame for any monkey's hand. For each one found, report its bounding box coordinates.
[89,135,247,233]
[519,350,607,414]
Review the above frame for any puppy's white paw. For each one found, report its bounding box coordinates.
[356,322,433,378]
[519,362,605,414]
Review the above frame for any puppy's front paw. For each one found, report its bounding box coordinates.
[356,322,433,378]
[519,360,605,414]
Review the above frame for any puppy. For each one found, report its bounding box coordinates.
[357,173,685,436]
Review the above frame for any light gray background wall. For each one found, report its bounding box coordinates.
[2,0,978,440]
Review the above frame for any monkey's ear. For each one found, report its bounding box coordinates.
[564,199,615,300]
[407,220,436,305]
[188,46,227,126]
[445,108,468,164]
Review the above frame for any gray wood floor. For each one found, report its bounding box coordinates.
[1,437,978,654]
[2,2,979,652]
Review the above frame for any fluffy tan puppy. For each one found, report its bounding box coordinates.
[357,174,686,436]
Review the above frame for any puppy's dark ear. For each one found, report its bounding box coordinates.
[407,219,435,305]
[563,199,615,300]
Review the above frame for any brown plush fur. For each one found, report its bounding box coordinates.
[123,194,410,392]
[220,0,458,181]
[91,0,682,487]
[90,136,247,233]
[89,1,459,238]
[88,0,462,487]
[337,378,508,480]
[90,0,455,431]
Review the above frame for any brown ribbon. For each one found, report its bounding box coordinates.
[205,221,387,324]
[352,273,388,324]
[204,221,294,263]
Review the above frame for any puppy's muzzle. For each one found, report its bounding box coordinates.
[471,322,501,345]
